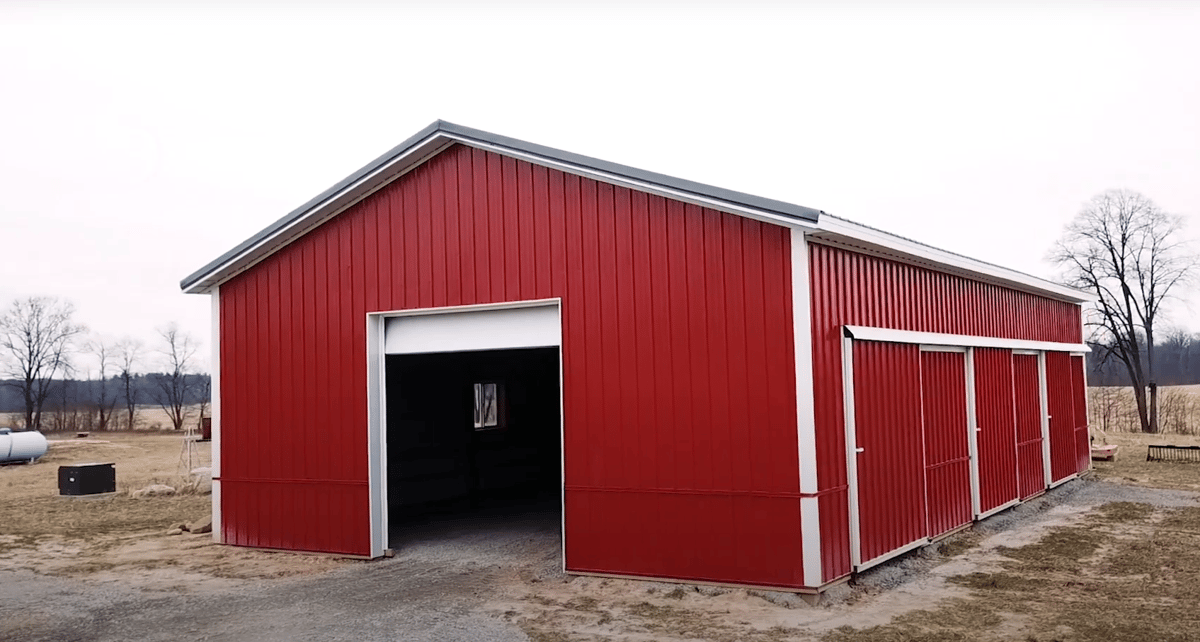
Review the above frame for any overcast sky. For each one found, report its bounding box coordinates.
[3,2,1198,374]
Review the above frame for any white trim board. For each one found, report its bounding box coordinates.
[210,287,222,544]
[791,229,823,588]
[843,326,1089,354]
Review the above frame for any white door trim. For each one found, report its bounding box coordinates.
[965,349,982,518]
[841,336,862,569]
[1037,352,1053,489]
[366,299,564,559]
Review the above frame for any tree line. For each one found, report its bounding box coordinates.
[0,372,211,430]
[0,296,209,432]
[1086,332,1200,387]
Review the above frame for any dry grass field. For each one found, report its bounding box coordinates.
[0,431,348,587]
[1,404,207,433]
[1089,384,1200,436]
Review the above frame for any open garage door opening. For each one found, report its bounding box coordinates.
[384,347,562,550]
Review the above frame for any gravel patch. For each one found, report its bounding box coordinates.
[847,476,1199,596]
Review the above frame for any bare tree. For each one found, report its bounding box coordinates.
[0,297,86,430]
[150,324,198,431]
[87,337,120,431]
[116,338,142,430]
[1050,190,1196,433]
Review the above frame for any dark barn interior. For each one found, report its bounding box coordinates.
[385,347,561,542]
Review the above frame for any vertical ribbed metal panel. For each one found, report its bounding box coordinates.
[1012,354,1045,499]
[853,341,926,565]
[1045,352,1079,482]
[219,145,804,587]
[809,243,1083,581]
[919,351,972,538]
[974,348,1019,513]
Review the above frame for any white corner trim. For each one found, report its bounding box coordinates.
[808,217,1093,304]
[791,230,822,587]
[844,326,1089,354]
[210,286,222,543]
[1079,355,1092,473]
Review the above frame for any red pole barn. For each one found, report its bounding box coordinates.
[182,121,1092,592]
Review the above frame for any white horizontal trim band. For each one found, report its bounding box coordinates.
[843,326,1090,354]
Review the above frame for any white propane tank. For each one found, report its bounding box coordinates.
[0,428,49,464]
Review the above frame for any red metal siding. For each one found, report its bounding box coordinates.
[809,242,1083,581]
[852,341,926,565]
[1045,352,1081,482]
[1013,354,1045,499]
[219,145,804,586]
[974,348,1019,514]
[919,351,972,538]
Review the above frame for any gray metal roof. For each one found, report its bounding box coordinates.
[180,120,825,294]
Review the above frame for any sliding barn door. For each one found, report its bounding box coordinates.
[1013,354,1045,499]
[919,350,972,538]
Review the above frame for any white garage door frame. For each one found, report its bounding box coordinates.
[365,298,564,559]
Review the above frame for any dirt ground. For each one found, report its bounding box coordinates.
[2,430,1199,641]
[0,432,350,587]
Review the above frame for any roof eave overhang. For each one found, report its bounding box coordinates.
[807,216,1095,305]
[181,120,822,295]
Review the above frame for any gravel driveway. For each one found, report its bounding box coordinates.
[1,508,557,642]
